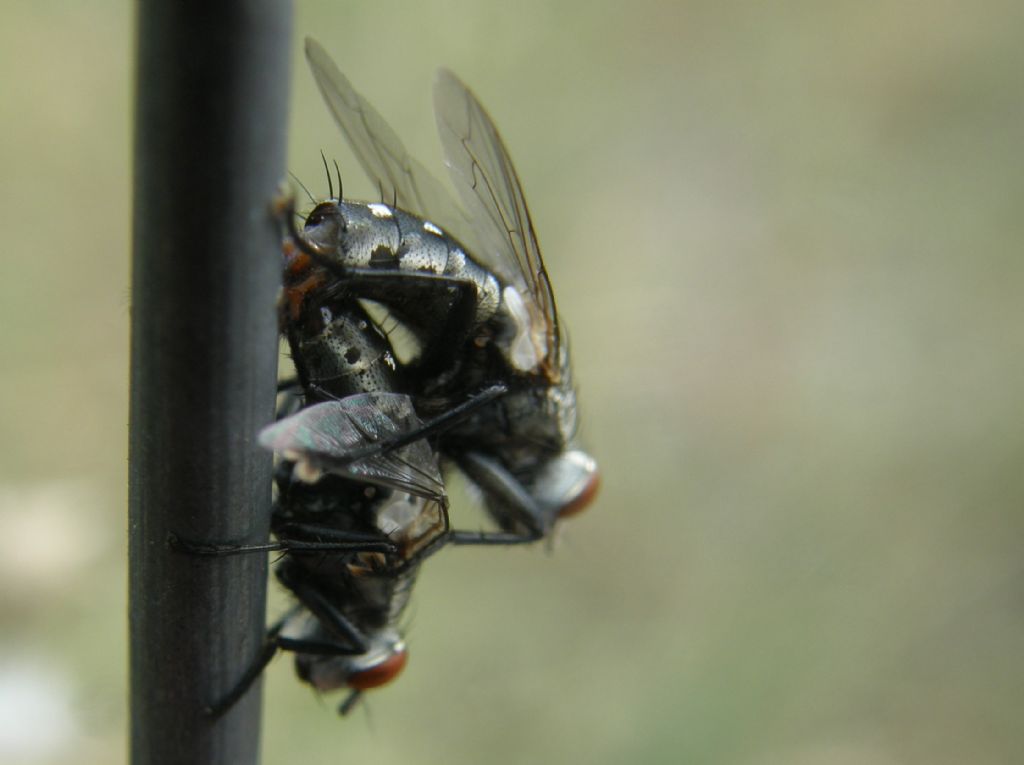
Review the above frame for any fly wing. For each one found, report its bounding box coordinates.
[305,39,479,254]
[259,393,445,502]
[433,69,560,375]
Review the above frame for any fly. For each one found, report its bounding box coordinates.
[179,301,449,716]
[285,39,600,543]
[261,383,451,715]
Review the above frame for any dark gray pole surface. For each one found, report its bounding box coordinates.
[130,2,292,763]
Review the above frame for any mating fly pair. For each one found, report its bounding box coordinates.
[198,38,600,716]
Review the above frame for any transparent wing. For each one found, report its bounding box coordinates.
[305,38,479,254]
[259,393,445,502]
[433,68,560,371]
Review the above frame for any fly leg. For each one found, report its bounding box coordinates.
[204,607,299,718]
[452,451,552,543]
[206,603,368,719]
[168,530,396,558]
[334,383,508,466]
[445,527,542,546]
[209,558,374,718]
[269,581,383,718]
[275,565,370,653]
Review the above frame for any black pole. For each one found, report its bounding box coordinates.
[130,3,292,763]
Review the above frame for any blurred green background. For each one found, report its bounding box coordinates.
[2,1,1023,763]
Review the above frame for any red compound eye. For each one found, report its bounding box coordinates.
[347,648,408,691]
[557,467,600,519]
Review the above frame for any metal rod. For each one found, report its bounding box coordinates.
[129,2,292,763]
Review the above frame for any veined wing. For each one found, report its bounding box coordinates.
[259,393,445,502]
[305,39,479,255]
[433,69,560,376]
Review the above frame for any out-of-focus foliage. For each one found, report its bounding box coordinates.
[2,1,1022,763]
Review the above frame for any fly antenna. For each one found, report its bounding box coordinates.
[320,150,334,200]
